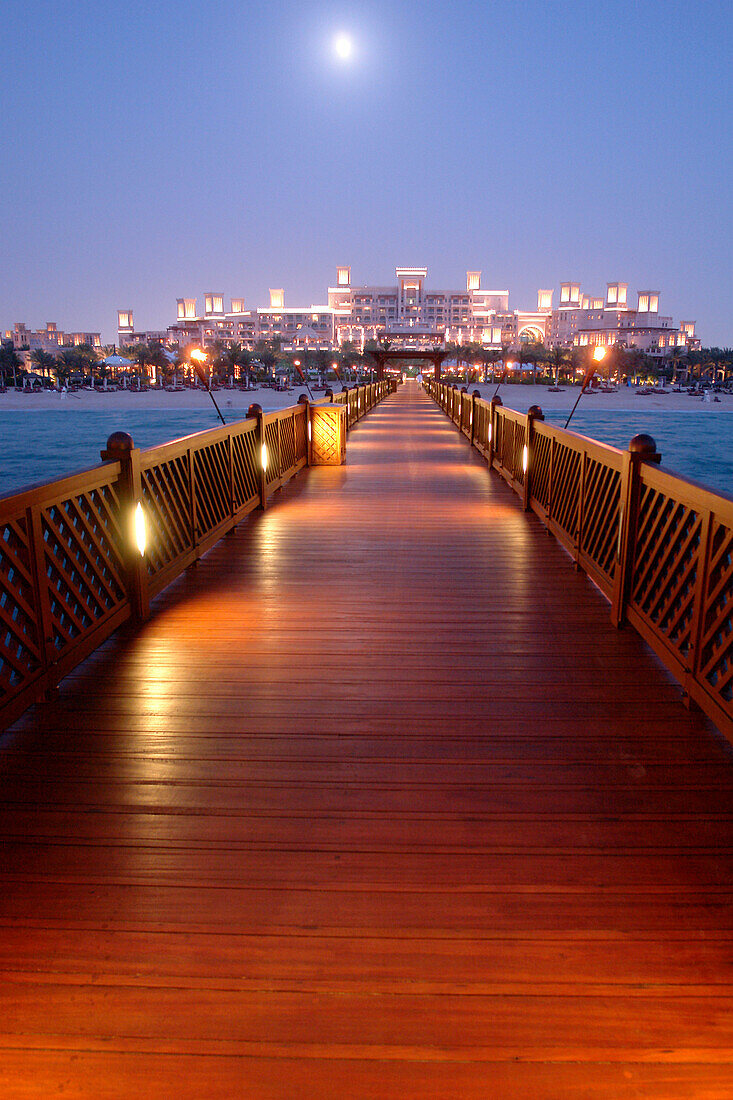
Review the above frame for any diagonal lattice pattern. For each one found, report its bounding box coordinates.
[280,416,296,473]
[294,409,308,462]
[42,486,127,656]
[580,458,622,585]
[550,443,581,541]
[531,431,552,510]
[0,514,43,698]
[142,454,193,577]
[698,520,733,704]
[232,429,259,509]
[265,421,281,484]
[193,439,231,537]
[630,486,701,659]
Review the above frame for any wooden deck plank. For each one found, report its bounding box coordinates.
[1,380,732,1097]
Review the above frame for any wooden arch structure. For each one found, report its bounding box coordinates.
[364,348,450,381]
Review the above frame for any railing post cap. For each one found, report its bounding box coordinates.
[527,404,544,420]
[103,431,134,460]
[324,387,334,401]
[629,432,657,454]
[341,384,349,392]
[460,385,468,394]
[472,389,481,398]
[491,394,503,407]
[297,393,309,405]
[247,402,263,417]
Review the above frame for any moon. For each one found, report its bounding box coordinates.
[333,33,353,61]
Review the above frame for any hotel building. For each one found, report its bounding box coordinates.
[117,267,698,357]
[4,321,102,353]
[549,282,698,355]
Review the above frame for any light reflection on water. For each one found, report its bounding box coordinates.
[0,404,731,498]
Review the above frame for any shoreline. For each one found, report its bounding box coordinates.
[0,382,730,416]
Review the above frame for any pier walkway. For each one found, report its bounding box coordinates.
[1,381,732,1097]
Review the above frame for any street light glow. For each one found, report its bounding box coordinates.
[593,346,607,362]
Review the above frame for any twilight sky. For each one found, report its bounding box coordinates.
[2,0,731,346]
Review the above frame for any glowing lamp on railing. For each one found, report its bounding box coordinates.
[261,443,268,472]
[488,423,492,443]
[522,444,529,473]
[134,501,146,557]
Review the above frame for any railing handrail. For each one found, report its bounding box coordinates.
[424,376,733,742]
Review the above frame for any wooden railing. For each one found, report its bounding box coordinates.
[0,382,390,730]
[426,379,733,740]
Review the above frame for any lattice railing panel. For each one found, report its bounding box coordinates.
[0,514,43,701]
[551,444,581,540]
[294,410,308,462]
[193,440,231,536]
[232,430,259,509]
[580,458,622,586]
[265,421,280,484]
[142,454,193,576]
[531,432,552,510]
[630,486,701,660]
[41,485,127,656]
[512,422,526,486]
[474,403,490,450]
[493,413,506,470]
[697,520,733,704]
[500,416,515,475]
[280,416,296,474]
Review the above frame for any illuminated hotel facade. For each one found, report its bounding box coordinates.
[4,321,102,352]
[117,267,698,357]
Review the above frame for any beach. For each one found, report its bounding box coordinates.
[0,381,729,415]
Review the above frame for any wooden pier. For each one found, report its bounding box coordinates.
[1,380,732,1097]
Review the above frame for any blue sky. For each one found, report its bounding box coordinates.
[2,0,731,345]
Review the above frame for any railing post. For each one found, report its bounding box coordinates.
[248,403,268,510]
[101,431,150,622]
[489,395,502,467]
[610,433,661,627]
[523,405,544,511]
[298,394,311,466]
[470,389,481,446]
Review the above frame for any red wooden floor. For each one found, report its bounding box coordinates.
[1,380,732,1098]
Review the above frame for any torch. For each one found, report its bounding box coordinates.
[190,349,226,425]
[564,346,606,429]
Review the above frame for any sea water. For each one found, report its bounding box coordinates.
[0,402,731,499]
[542,406,733,497]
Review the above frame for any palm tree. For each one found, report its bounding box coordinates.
[0,340,22,388]
[547,345,571,387]
[465,342,483,384]
[30,349,57,386]
[668,344,690,386]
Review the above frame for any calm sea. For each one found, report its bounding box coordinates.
[0,401,731,499]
